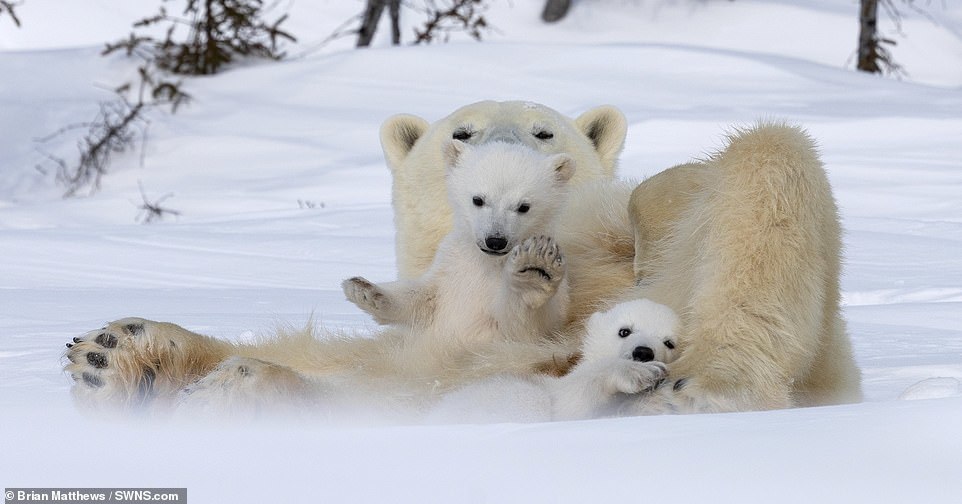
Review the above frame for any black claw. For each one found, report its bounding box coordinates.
[86,352,108,369]
[66,343,74,349]
[72,337,82,344]
[519,267,551,281]
[673,378,688,391]
[94,333,118,348]
[82,372,104,388]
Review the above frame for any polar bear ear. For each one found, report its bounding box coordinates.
[574,106,627,176]
[548,154,576,184]
[380,114,431,172]
[442,139,469,171]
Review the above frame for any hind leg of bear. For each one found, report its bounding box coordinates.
[64,318,233,413]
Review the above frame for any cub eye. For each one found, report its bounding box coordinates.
[664,340,675,349]
[534,130,554,140]
[453,129,473,141]
[618,327,631,338]
[472,196,484,207]
[517,203,530,213]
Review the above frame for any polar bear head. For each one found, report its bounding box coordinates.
[381,100,626,178]
[442,140,574,255]
[581,299,679,364]
[379,101,627,278]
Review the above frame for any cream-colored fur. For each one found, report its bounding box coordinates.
[428,299,679,424]
[380,100,627,279]
[624,123,862,413]
[64,103,861,416]
[65,141,586,414]
[342,140,575,380]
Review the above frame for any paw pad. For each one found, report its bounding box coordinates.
[86,352,108,369]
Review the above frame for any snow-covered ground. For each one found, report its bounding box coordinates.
[2,1,962,502]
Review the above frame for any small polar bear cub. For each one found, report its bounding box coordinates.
[342,140,576,377]
[428,298,680,423]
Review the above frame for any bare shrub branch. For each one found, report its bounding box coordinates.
[0,0,22,27]
[412,0,491,44]
[136,182,181,224]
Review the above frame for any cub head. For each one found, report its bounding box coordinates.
[581,299,679,364]
[442,140,575,256]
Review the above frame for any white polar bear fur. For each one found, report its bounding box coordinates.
[64,102,863,417]
[381,107,862,413]
[427,299,679,424]
[380,100,628,280]
[341,140,576,379]
[65,141,587,415]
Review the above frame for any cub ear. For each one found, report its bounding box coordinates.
[574,105,627,176]
[548,153,576,184]
[380,114,430,172]
[442,139,469,171]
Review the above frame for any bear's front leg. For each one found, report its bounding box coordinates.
[342,276,432,326]
[64,318,233,412]
[505,235,566,309]
[550,358,667,420]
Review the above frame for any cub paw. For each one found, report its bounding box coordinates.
[64,318,159,410]
[508,236,565,305]
[605,360,668,395]
[342,276,391,322]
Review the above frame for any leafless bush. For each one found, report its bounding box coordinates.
[412,0,491,44]
[0,0,22,27]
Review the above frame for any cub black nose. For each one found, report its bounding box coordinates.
[632,346,655,362]
[485,236,508,251]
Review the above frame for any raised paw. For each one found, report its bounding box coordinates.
[510,235,564,281]
[64,317,229,412]
[342,276,393,324]
[605,359,668,395]
[65,319,158,410]
[507,236,565,306]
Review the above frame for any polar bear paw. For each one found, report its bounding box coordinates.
[64,318,163,410]
[605,359,668,395]
[508,235,565,307]
[342,276,394,324]
[626,376,788,415]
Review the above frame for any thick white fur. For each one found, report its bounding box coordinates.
[428,299,679,423]
[64,104,862,417]
[625,123,862,413]
[380,100,627,279]
[341,140,575,379]
[65,141,585,415]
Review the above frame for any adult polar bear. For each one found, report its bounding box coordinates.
[64,100,861,415]
[381,100,861,413]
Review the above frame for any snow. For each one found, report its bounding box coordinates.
[2,0,962,502]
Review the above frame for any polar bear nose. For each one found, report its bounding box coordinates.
[485,236,508,251]
[632,346,655,362]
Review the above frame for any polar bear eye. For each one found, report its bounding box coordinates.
[453,128,473,141]
[517,203,530,213]
[534,130,554,140]
[664,340,675,349]
[618,327,631,338]
[472,196,484,207]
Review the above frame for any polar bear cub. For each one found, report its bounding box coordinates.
[342,140,576,379]
[428,298,680,423]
